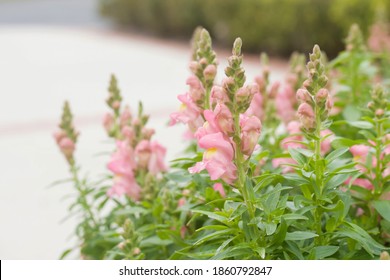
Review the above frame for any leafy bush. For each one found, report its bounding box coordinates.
[53,25,390,260]
[99,0,390,57]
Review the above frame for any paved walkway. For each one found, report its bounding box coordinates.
[0,2,287,260]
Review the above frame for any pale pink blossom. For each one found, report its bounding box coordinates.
[189,132,237,184]
[211,86,229,105]
[320,129,334,155]
[53,130,66,145]
[195,109,221,140]
[59,137,75,159]
[103,113,115,134]
[178,197,186,207]
[203,64,217,80]
[135,140,167,174]
[107,141,140,200]
[245,93,263,120]
[120,106,132,128]
[281,121,305,149]
[297,103,315,130]
[240,115,262,156]
[135,140,151,169]
[121,126,135,142]
[276,85,296,123]
[213,183,226,197]
[186,75,205,101]
[214,103,234,135]
[345,177,374,190]
[272,158,296,173]
[148,141,168,174]
[169,93,204,132]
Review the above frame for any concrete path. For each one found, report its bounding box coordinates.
[0,1,287,260]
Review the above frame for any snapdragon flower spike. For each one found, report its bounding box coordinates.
[296,45,331,133]
[53,101,79,164]
[170,28,218,136]
[106,74,123,116]
[345,24,367,53]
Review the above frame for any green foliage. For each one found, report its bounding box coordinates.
[99,0,390,57]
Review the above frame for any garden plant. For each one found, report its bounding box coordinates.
[53,25,390,260]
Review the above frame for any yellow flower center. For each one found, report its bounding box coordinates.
[179,104,187,111]
[205,147,217,159]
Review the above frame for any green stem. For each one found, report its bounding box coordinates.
[374,119,383,195]
[70,164,98,228]
[204,86,211,110]
[313,103,324,245]
[233,112,255,220]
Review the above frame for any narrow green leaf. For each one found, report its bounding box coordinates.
[191,209,228,224]
[313,246,339,259]
[373,200,390,222]
[288,148,306,166]
[348,121,374,129]
[285,231,318,240]
[325,147,349,163]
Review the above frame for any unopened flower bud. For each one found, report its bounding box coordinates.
[297,103,315,130]
[133,248,141,255]
[53,130,66,145]
[269,81,280,98]
[189,61,199,73]
[296,88,312,104]
[142,127,155,140]
[380,251,390,260]
[103,113,115,133]
[112,101,121,110]
[203,64,217,80]
[121,126,135,142]
[199,58,208,66]
[315,88,329,104]
[375,109,385,117]
[59,137,75,160]
[222,77,235,93]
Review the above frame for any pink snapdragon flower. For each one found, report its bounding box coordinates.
[276,85,296,123]
[135,140,167,175]
[189,132,237,184]
[345,177,374,190]
[186,75,205,102]
[213,183,226,197]
[272,158,296,173]
[297,102,315,130]
[107,141,141,200]
[58,137,75,160]
[245,92,263,120]
[240,115,262,156]
[281,121,305,149]
[320,129,334,155]
[170,93,203,132]
[211,86,229,105]
[350,144,373,172]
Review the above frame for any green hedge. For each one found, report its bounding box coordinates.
[99,0,390,57]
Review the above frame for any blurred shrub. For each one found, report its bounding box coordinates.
[99,0,390,57]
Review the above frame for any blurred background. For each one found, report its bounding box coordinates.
[0,0,388,259]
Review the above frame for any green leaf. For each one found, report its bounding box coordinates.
[211,244,252,260]
[347,121,374,129]
[373,200,390,222]
[140,236,172,247]
[331,137,360,148]
[196,225,228,232]
[193,228,236,246]
[59,248,73,260]
[288,148,306,166]
[342,105,361,121]
[264,222,277,235]
[325,173,350,189]
[282,214,309,221]
[325,147,350,163]
[191,209,228,224]
[285,231,318,240]
[313,246,339,259]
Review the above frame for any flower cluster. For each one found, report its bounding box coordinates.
[170,28,217,136]
[53,101,79,164]
[296,45,332,132]
[189,38,262,185]
[104,75,167,200]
